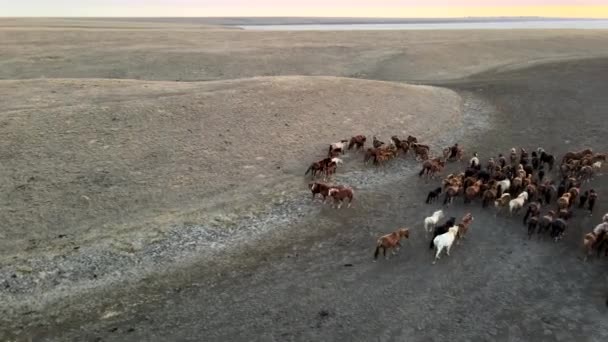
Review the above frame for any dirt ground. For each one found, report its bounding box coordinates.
[1,20,608,341]
[27,57,608,342]
[0,76,460,260]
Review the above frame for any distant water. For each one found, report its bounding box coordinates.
[239,20,608,31]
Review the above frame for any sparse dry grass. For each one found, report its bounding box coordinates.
[0,76,462,259]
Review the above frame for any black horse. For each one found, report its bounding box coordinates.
[550,218,568,241]
[425,187,442,204]
[429,217,457,249]
[540,151,555,171]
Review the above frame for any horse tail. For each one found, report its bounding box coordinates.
[304,164,313,175]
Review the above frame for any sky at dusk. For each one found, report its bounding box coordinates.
[3,0,608,18]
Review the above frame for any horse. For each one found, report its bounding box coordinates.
[469,154,480,168]
[411,143,430,161]
[509,191,528,216]
[464,180,483,204]
[494,193,512,216]
[323,161,338,180]
[561,148,593,164]
[496,178,510,195]
[583,222,608,261]
[539,151,555,171]
[419,158,445,179]
[509,148,518,166]
[391,136,410,155]
[432,226,460,264]
[550,218,568,242]
[328,140,349,157]
[456,213,474,241]
[444,145,464,161]
[309,182,345,202]
[372,136,385,148]
[305,158,332,179]
[443,185,461,206]
[425,187,442,204]
[527,216,539,240]
[537,210,556,239]
[374,228,410,260]
[348,135,366,151]
[587,190,598,214]
[557,192,571,210]
[428,217,456,249]
[523,201,541,225]
[482,184,501,208]
[328,187,354,209]
[424,210,445,236]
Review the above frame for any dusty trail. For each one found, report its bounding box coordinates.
[18,58,608,342]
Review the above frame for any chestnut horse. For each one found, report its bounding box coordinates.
[374,228,410,260]
[456,213,474,241]
[328,187,354,209]
[464,180,483,204]
[583,222,608,261]
[348,135,367,151]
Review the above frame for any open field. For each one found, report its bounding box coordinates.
[1,19,608,341]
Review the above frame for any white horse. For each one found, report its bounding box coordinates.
[432,225,459,264]
[424,209,445,236]
[469,153,480,168]
[331,157,344,166]
[593,161,603,174]
[497,178,510,194]
[509,191,528,216]
[328,140,348,156]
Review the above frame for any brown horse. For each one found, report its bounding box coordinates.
[406,135,418,144]
[583,222,608,261]
[456,213,474,241]
[309,182,345,202]
[561,148,593,164]
[348,135,367,151]
[418,158,445,178]
[372,136,385,148]
[411,143,430,161]
[537,210,556,239]
[328,187,354,209]
[443,146,464,161]
[464,180,483,204]
[482,184,499,208]
[443,185,462,206]
[557,192,571,210]
[305,158,332,179]
[374,228,410,260]
[391,136,411,155]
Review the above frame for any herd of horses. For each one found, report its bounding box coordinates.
[304,134,607,264]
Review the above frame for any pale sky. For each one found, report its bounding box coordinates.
[2,0,608,18]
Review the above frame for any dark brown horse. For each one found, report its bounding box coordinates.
[308,182,345,202]
[304,158,332,179]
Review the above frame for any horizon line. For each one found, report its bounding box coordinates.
[2,16,607,19]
